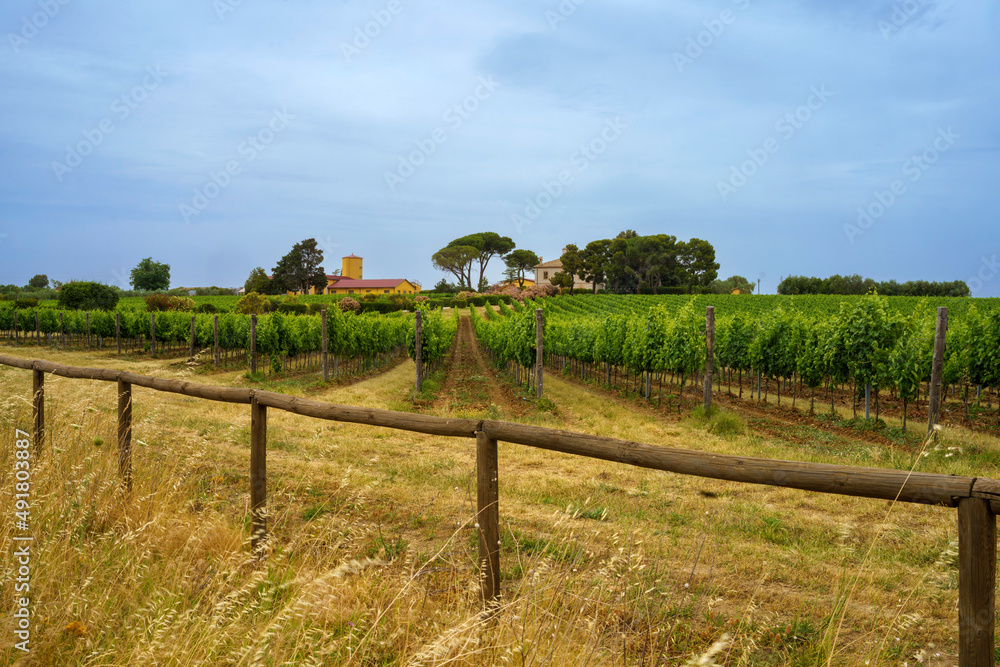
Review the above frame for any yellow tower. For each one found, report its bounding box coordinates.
[342,254,363,279]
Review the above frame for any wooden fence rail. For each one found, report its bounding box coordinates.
[0,353,995,665]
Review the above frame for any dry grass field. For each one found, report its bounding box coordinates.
[0,319,997,665]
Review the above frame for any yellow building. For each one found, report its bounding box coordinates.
[287,255,421,296]
[502,278,535,288]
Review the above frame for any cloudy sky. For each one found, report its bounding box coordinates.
[1,0,998,294]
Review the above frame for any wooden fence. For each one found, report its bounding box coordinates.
[1,353,997,666]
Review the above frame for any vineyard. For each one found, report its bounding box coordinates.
[472,293,1000,430]
[0,305,461,384]
[2,294,1000,664]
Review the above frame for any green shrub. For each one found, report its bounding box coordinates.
[277,303,309,315]
[359,301,403,314]
[235,293,269,315]
[470,296,486,307]
[14,298,38,309]
[58,282,120,310]
[145,294,194,312]
[171,296,196,311]
[452,298,468,308]
[193,303,219,313]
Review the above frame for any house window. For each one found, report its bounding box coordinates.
[348,290,354,294]
[366,290,371,293]
[384,290,390,294]
[543,271,548,279]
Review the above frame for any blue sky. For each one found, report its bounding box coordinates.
[1,0,998,294]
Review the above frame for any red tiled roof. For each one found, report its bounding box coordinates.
[343,254,362,259]
[333,279,410,289]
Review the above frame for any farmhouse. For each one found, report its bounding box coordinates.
[288,255,421,296]
[533,249,603,291]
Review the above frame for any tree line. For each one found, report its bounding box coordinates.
[778,274,970,297]
[559,231,720,294]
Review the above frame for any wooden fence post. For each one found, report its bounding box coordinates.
[13,311,17,344]
[32,366,44,456]
[116,312,121,354]
[704,306,715,411]
[86,312,90,348]
[415,311,423,392]
[150,314,156,356]
[250,314,257,374]
[321,310,329,382]
[250,396,267,553]
[59,312,64,348]
[476,431,500,606]
[34,311,40,345]
[535,309,543,399]
[958,497,995,666]
[118,380,132,491]
[213,315,219,368]
[645,322,651,400]
[189,315,196,360]
[928,307,949,434]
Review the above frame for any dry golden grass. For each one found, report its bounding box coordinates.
[0,342,994,665]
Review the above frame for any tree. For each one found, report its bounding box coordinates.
[677,238,719,292]
[58,282,120,310]
[244,267,274,295]
[271,239,327,294]
[432,245,478,289]
[431,278,458,293]
[710,275,755,294]
[28,274,49,289]
[130,258,171,291]
[579,240,611,293]
[503,249,540,288]
[448,232,515,290]
[559,245,583,285]
[550,271,575,290]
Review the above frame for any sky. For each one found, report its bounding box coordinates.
[1,0,999,295]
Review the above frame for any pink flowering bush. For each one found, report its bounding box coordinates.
[486,282,559,301]
[338,297,360,314]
